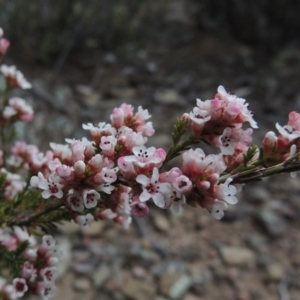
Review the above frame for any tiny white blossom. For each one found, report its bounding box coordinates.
[136,168,171,208]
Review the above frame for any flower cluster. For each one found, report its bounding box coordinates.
[0,229,59,300]
[262,111,300,164]
[2,25,300,300]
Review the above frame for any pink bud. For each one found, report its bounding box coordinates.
[209,173,220,185]
[181,113,190,122]
[131,201,149,217]
[0,38,10,56]
[197,180,210,190]
[155,148,166,161]
[71,142,85,162]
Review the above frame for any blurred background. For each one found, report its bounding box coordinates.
[2,0,300,299]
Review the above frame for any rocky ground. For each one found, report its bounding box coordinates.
[8,32,300,300]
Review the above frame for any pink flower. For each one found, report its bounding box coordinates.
[131,201,149,217]
[0,27,9,57]
[82,122,116,144]
[21,262,36,280]
[100,136,117,156]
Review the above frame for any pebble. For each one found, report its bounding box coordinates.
[244,234,267,252]
[160,272,183,295]
[154,89,182,105]
[266,264,284,281]
[132,266,147,279]
[122,279,156,300]
[183,294,200,300]
[246,187,271,204]
[153,214,170,232]
[168,275,193,300]
[159,271,192,299]
[110,87,138,99]
[255,210,287,237]
[92,264,112,288]
[219,246,256,267]
[82,221,105,236]
[72,277,92,292]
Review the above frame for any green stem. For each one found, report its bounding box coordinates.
[7,201,64,227]
[164,134,197,165]
[224,161,300,184]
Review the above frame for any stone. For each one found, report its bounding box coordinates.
[92,264,112,288]
[160,272,183,295]
[219,246,255,267]
[246,187,270,204]
[168,275,193,300]
[266,264,284,281]
[132,266,147,279]
[255,210,287,237]
[160,271,192,299]
[183,294,201,300]
[82,221,104,236]
[72,277,92,292]
[153,214,170,232]
[155,89,182,105]
[110,87,138,99]
[122,279,156,300]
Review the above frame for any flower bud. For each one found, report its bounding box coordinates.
[131,201,149,218]
[74,160,86,176]
[262,131,277,156]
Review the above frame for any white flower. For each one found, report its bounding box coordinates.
[37,282,56,300]
[82,189,100,209]
[189,106,211,124]
[67,191,84,212]
[40,267,57,283]
[219,127,237,155]
[276,123,300,141]
[38,174,64,199]
[216,178,238,205]
[169,189,186,214]
[76,213,94,229]
[0,65,32,89]
[209,200,228,220]
[13,278,28,298]
[125,146,162,167]
[136,168,171,208]
[42,235,56,250]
